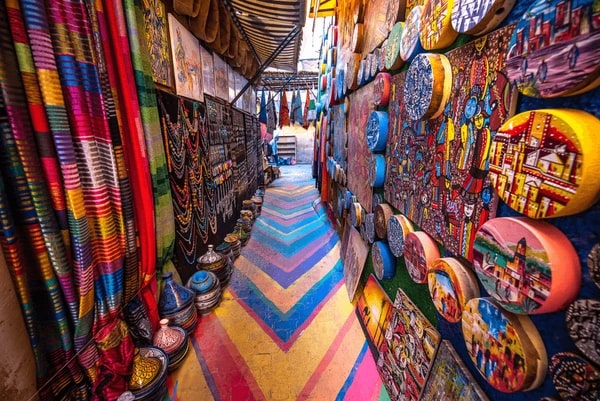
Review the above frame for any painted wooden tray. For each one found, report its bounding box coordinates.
[462,297,548,392]
[374,203,394,240]
[403,53,453,121]
[420,340,490,401]
[488,109,600,219]
[387,213,414,257]
[428,257,480,323]
[377,288,441,401]
[404,231,441,284]
[420,0,459,50]
[400,5,425,63]
[550,352,600,401]
[473,217,580,314]
[504,0,600,98]
[566,299,600,366]
[451,0,516,36]
[372,241,396,280]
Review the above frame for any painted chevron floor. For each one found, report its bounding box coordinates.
[166,164,389,401]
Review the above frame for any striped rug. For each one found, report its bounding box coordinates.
[167,165,389,401]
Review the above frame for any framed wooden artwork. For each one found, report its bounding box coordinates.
[347,81,376,213]
[200,45,215,97]
[427,257,480,323]
[142,0,172,87]
[472,217,580,314]
[376,288,441,401]
[341,218,370,302]
[462,297,548,392]
[488,109,600,219]
[332,104,347,170]
[566,299,600,366]
[213,54,229,101]
[168,14,203,101]
[550,352,600,401]
[403,231,440,284]
[356,274,394,355]
[504,0,600,98]
[227,65,236,103]
[420,340,489,401]
[362,0,393,55]
[451,0,516,36]
[384,25,518,262]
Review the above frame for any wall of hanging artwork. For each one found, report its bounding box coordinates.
[213,54,229,101]
[315,0,600,400]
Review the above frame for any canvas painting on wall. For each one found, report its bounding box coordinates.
[143,0,172,87]
[332,105,347,170]
[376,288,441,401]
[347,81,376,213]
[355,274,393,356]
[383,25,518,261]
[228,65,236,103]
[168,14,203,101]
[213,54,229,101]
[420,340,489,401]
[341,219,369,302]
[200,45,215,97]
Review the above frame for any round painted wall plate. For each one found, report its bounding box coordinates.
[428,257,480,323]
[374,203,394,240]
[420,0,459,50]
[566,299,600,366]
[366,111,389,152]
[364,213,376,244]
[404,53,453,121]
[462,297,548,393]
[473,217,580,314]
[400,5,425,63]
[372,241,396,280]
[385,22,405,71]
[550,352,600,401]
[373,72,392,107]
[387,214,414,257]
[488,109,600,219]
[345,53,361,91]
[587,243,600,289]
[504,0,600,98]
[404,231,440,283]
[451,0,517,36]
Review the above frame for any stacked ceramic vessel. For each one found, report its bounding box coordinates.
[158,272,198,334]
[197,244,230,285]
[128,346,168,401]
[152,319,189,371]
[215,241,234,285]
[224,233,242,258]
[187,270,222,314]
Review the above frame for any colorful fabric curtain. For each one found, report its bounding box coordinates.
[258,90,267,123]
[0,0,167,398]
[303,90,311,129]
[278,89,290,128]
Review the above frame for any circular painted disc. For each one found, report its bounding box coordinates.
[420,0,458,50]
[451,0,517,36]
[462,298,548,392]
[400,6,424,62]
[427,257,480,323]
[374,203,393,239]
[488,109,600,218]
[550,352,600,401]
[351,202,363,227]
[587,243,600,289]
[366,111,389,152]
[404,53,453,121]
[385,22,405,70]
[352,23,365,53]
[504,0,600,98]
[566,299,600,366]
[387,214,414,257]
[372,241,396,280]
[364,213,376,244]
[371,49,381,78]
[404,231,440,283]
[373,72,392,106]
[369,154,386,188]
[385,0,406,31]
[345,53,361,91]
[473,217,580,314]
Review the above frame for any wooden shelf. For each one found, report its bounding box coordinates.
[277,135,296,160]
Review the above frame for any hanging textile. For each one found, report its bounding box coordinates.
[308,97,317,122]
[258,90,267,123]
[303,90,311,128]
[292,89,303,124]
[267,92,277,134]
[290,90,297,125]
[278,89,290,128]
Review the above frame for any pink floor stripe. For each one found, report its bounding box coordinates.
[342,348,383,401]
[297,310,357,399]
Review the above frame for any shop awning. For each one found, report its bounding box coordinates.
[309,0,336,18]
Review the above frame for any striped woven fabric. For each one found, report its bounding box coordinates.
[123,0,176,277]
[0,2,89,398]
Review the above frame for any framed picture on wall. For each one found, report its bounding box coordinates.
[200,45,215,97]
[142,0,172,87]
[168,14,203,101]
[213,54,229,101]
